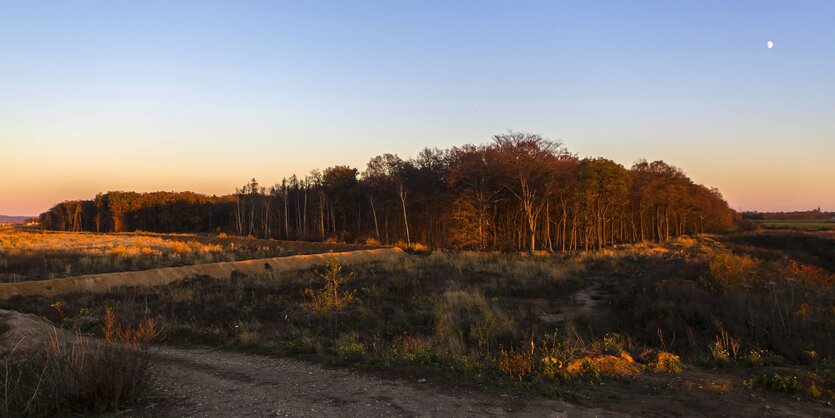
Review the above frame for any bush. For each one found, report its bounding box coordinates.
[742,349,784,367]
[564,353,640,380]
[640,349,683,373]
[745,373,801,393]
[335,333,365,360]
[603,244,834,363]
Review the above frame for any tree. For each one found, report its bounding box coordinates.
[490,132,565,252]
[576,158,630,250]
[447,145,502,248]
[323,166,359,240]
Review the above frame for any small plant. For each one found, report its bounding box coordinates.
[495,343,535,382]
[336,333,365,360]
[746,373,801,393]
[742,349,784,367]
[707,325,740,366]
[103,307,160,345]
[303,258,356,314]
[384,334,433,364]
[597,333,629,355]
[707,339,731,366]
[640,349,683,373]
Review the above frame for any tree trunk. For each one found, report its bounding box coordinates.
[369,195,380,241]
[399,184,411,245]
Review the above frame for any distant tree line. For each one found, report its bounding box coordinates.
[39,133,738,251]
[39,192,234,233]
[742,208,832,221]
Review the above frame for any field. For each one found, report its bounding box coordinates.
[751,218,835,231]
[1,230,833,416]
[0,228,372,283]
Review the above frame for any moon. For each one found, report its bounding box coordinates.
[767,40,774,49]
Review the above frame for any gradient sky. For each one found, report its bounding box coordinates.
[2,1,834,215]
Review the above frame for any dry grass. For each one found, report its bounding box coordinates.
[0,229,289,282]
[433,289,514,356]
[3,233,832,401]
[0,310,159,417]
[599,234,834,364]
[3,251,678,390]
[1,230,221,255]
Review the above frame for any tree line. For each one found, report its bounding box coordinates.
[39,133,738,251]
[39,192,233,234]
[742,208,831,220]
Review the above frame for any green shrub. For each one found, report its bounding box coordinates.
[336,333,365,360]
[745,373,801,393]
[742,349,785,367]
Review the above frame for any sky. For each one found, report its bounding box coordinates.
[1,0,834,215]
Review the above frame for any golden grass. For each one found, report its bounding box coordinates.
[0,229,292,282]
[0,229,223,259]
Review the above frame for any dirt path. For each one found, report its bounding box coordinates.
[538,276,607,325]
[126,346,618,418]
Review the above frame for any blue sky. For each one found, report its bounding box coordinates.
[1,1,834,214]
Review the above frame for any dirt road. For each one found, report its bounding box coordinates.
[129,346,616,418]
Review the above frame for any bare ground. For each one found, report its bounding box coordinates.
[124,346,615,418]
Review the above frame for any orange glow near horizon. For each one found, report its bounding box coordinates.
[2,135,832,216]
[3,2,834,216]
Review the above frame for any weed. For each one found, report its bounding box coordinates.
[640,349,683,373]
[742,349,784,367]
[336,333,365,360]
[745,373,801,393]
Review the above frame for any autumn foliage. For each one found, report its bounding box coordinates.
[39,133,737,252]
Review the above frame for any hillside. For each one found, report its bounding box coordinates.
[0,215,30,224]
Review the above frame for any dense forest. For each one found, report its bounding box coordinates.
[39,133,738,251]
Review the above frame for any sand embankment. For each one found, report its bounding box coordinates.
[0,247,404,300]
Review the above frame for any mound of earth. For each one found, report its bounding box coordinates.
[0,308,56,355]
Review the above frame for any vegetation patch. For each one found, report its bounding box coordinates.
[0,310,158,417]
[0,230,291,282]
[2,234,833,410]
